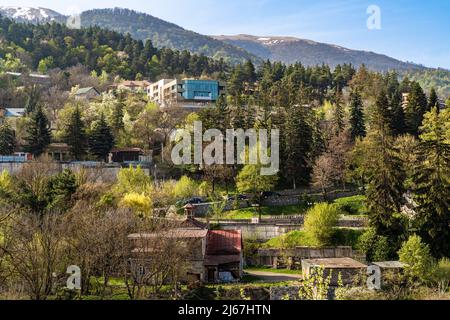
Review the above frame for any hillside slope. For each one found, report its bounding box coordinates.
[214,34,425,72]
[79,8,260,64]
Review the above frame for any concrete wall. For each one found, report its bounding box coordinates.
[220,223,302,241]
[0,162,142,183]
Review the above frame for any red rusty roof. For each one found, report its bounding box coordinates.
[204,254,241,266]
[206,230,242,256]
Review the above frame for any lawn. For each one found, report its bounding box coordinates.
[219,204,308,220]
[263,228,366,249]
[216,195,368,220]
[245,267,302,275]
[334,195,368,216]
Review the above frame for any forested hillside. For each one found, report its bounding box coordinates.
[0,15,227,80]
[80,8,260,64]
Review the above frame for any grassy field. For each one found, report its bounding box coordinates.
[245,267,302,275]
[334,195,368,216]
[216,195,368,220]
[263,228,366,249]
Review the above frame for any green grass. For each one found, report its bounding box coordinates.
[245,267,302,275]
[334,195,368,216]
[263,228,365,249]
[220,204,308,220]
[263,230,313,248]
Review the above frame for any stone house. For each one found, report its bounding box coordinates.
[128,216,243,284]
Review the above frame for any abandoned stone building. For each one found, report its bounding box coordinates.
[128,214,243,284]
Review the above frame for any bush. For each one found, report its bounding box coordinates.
[303,203,340,247]
[357,228,391,262]
[398,235,436,284]
[263,230,313,249]
[430,258,450,294]
[332,228,365,248]
[334,195,367,216]
[120,192,152,218]
[116,165,152,194]
[172,176,198,200]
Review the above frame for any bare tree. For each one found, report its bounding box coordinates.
[0,210,65,300]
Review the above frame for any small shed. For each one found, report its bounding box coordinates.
[110,147,144,163]
[371,261,406,284]
[302,257,367,286]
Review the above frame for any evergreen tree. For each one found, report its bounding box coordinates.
[428,87,438,110]
[64,106,87,161]
[405,82,428,136]
[282,103,313,189]
[349,90,366,140]
[24,106,52,157]
[390,89,406,136]
[88,114,115,162]
[332,90,345,135]
[243,59,257,83]
[412,107,450,258]
[0,123,16,155]
[365,91,407,252]
[111,98,125,134]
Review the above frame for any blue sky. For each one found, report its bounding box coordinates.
[1,0,449,69]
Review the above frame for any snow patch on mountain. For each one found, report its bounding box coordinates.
[0,6,65,23]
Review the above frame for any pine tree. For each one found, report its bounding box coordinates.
[24,106,52,157]
[0,123,16,155]
[111,98,125,134]
[365,91,406,252]
[405,82,428,136]
[390,89,406,136]
[88,114,115,162]
[243,59,257,83]
[428,87,438,111]
[64,106,87,161]
[332,90,345,135]
[412,107,450,258]
[349,90,366,140]
[282,104,313,189]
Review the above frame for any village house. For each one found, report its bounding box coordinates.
[118,80,152,92]
[74,87,101,101]
[128,206,243,284]
[46,143,71,162]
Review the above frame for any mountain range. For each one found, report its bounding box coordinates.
[0,6,437,73]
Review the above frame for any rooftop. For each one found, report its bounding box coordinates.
[75,87,99,95]
[371,261,407,268]
[128,228,208,240]
[206,230,242,256]
[302,257,367,269]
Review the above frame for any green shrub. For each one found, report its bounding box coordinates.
[263,230,313,249]
[332,228,365,248]
[304,203,340,247]
[432,258,450,293]
[398,235,436,284]
[357,228,391,262]
[334,195,367,216]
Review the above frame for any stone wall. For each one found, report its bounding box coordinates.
[269,286,301,300]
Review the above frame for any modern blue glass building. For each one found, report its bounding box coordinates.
[180,80,222,102]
